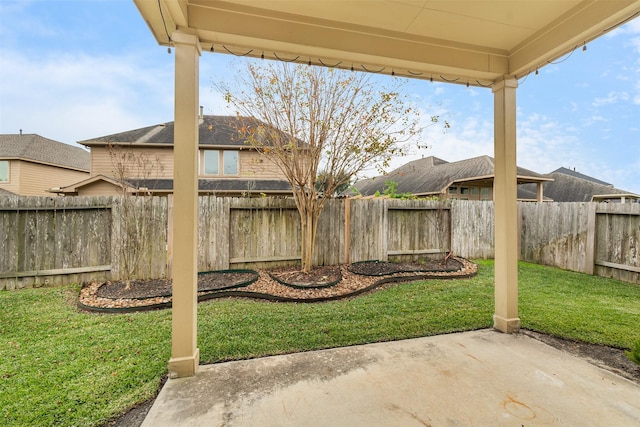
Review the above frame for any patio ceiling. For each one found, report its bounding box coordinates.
[135,0,640,86]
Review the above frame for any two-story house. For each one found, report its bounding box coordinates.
[0,133,90,196]
[53,115,292,196]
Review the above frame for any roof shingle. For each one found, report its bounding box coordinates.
[79,116,270,147]
[352,155,547,196]
[0,134,90,171]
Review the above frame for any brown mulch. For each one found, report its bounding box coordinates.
[79,257,477,310]
[349,258,463,276]
[268,264,342,288]
[96,272,258,299]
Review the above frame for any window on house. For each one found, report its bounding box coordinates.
[471,187,478,195]
[460,187,469,195]
[0,161,8,182]
[202,150,239,176]
[449,186,457,194]
[481,187,490,200]
[203,150,219,175]
[222,151,238,175]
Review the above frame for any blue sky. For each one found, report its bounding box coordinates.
[1,0,639,194]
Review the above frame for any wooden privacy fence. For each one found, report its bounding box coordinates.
[0,196,168,290]
[195,197,454,271]
[0,196,113,289]
[1,195,638,290]
[519,202,640,284]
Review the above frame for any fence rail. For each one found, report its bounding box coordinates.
[1,195,638,290]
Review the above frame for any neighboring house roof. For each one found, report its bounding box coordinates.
[53,175,291,195]
[351,156,550,197]
[78,115,286,148]
[526,171,639,202]
[551,167,612,187]
[0,188,16,196]
[49,174,127,194]
[0,134,90,171]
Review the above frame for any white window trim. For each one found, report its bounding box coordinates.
[0,160,9,183]
[200,150,239,177]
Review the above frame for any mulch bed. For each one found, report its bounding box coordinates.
[349,258,463,276]
[79,256,477,311]
[96,271,258,299]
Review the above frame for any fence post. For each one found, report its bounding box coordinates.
[166,194,174,278]
[344,197,351,264]
[381,199,388,261]
[584,202,596,275]
[517,202,522,261]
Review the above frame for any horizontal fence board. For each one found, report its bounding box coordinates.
[387,249,442,255]
[230,255,302,264]
[595,260,640,274]
[0,265,111,279]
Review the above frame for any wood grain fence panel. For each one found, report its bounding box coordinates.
[349,198,385,262]
[520,202,591,273]
[594,203,640,284]
[215,196,231,270]
[0,196,113,289]
[147,197,168,279]
[451,200,494,259]
[385,199,451,261]
[0,197,18,276]
[198,195,214,271]
[228,198,301,269]
[110,196,167,280]
[313,199,344,266]
[109,197,122,280]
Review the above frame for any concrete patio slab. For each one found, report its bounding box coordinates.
[142,329,640,426]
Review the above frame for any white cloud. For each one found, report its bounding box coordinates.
[0,49,174,144]
[592,91,630,106]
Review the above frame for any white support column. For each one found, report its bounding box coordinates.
[168,30,201,377]
[492,78,520,333]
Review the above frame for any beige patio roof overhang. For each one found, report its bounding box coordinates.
[133,0,640,377]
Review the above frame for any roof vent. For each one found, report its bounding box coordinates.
[19,129,22,136]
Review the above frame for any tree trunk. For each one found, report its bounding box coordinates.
[298,197,321,273]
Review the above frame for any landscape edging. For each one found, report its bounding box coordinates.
[77,269,478,313]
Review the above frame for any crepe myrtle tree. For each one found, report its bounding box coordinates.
[221,62,441,273]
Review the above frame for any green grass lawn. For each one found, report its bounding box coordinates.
[1,260,638,426]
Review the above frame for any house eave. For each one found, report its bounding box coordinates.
[1,156,90,173]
